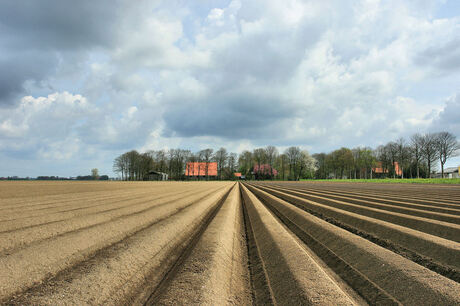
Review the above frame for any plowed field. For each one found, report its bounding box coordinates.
[1,181,459,305]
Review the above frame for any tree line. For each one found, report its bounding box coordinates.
[113,146,316,181]
[314,131,459,179]
[113,148,238,181]
[113,131,459,181]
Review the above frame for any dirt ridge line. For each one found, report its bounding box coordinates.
[245,183,460,305]
[0,189,166,221]
[0,186,203,235]
[147,183,251,305]
[0,185,229,302]
[254,184,460,242]
[0,191,171,229]
[240,184,275,305]
[0,187,222,257]
[245,184,399,305]
[0,189,155,212]
[264,185,460,224]
[143,184,233,305]
[279,184,460,206]
[247,183,460,283]
[241,184,360,305]
[267,184,460,215]
[277,181,460,198]
[0,186,164,210]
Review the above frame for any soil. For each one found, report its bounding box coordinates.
[0,180,459,305]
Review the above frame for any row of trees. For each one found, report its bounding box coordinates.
[113,145,317,181]
[313,131,459,179]
[113,131,458,181]
[239,146,316,180]
[113,148,239,180]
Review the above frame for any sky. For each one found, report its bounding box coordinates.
[0,0,459,177]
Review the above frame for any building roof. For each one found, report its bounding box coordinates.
[437,167,459,174]
[148,170,168,175]
[234,172,242,177]
[185,162,218,176]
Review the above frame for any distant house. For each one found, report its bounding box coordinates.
[372,162,402,177]
[185,162,218,177]
[434,167,460,179]
[148,170,169,181]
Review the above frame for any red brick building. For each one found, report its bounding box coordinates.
[373,162,402,176]
[185,162,218,177]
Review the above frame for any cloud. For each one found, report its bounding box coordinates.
[0,0,127,105]
[431,93,460,135]
[1,0,460,176]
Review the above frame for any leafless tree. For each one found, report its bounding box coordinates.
[199,148,213,180]
[265,145,279,179]
[420,133,438,178]
[385,142,399,178]
[252,148,266,180]
[395,138,411,179]
[410,133,424,178]
[227,153,237,173]
[213,147,228,180]
[434,132,460,178]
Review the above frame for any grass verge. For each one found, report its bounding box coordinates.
[299,178,460,184]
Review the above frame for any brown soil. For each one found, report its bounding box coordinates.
[0,180,459,305]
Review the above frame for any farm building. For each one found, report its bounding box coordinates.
[434,166,460,179]
[185,162,218,178]
[148,171,169,181]
[372,162,402,177]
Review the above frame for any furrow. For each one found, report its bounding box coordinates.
[0,184,229,300]
[0,186,216,255]
[3,183,234,305]
[143,184,251,305]
[240,184,359,305]
[247,184,460,274]
[253,184,460,242]
[268,184,460,214]
[264,185,460,223]
[245,183,460,305]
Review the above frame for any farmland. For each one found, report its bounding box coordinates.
[0,181,459,305]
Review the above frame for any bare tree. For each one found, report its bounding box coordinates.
[265,145,279,179]
[410,133,424,178]
[213,147,228,180]
[385,142,399,178]
[420,133,438,178]
[434,132,460,178]
[395,138,411,179]
[253,148,266,180]
[187,152,198,177]
[227,152,238,179]
[199,148,214,180]
[113,155,126,180]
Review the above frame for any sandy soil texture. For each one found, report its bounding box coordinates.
[1,180,459,305]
